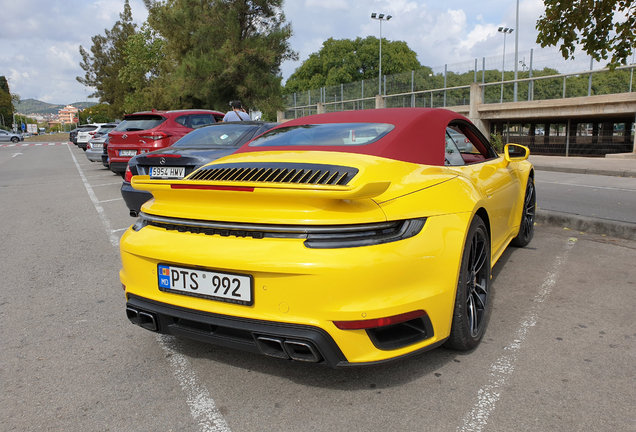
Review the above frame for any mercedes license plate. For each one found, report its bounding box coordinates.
[119,150,137,157]
[92,143,103,148]
[150,166,186,179]
[158,264,253,305]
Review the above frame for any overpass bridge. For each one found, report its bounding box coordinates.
[280,65,636,158]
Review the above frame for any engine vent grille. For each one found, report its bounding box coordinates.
[187,162,359,186]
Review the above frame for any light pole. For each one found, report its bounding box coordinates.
[498,26,514,103]
[371,13,392,96]
[513,0,520,101]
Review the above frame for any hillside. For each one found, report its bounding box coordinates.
[16,98,98,115]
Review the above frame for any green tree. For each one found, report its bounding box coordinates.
[536,0,636,69]
[79,104,116,123]
[143,0,297,119]
[0,77,15,129]
[284,37,421,93]
[77,0,138,118]
[118,23,167,113]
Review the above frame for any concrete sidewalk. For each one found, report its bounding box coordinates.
[528,154,636,240]
[529,154,636,177]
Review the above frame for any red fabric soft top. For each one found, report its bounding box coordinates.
[235,108,470,166]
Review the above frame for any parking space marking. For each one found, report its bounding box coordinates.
[158,335,232,432]
[0,142,67,148]
[92,182,123,187]
[67,144,120,248]
[458,238,577,432]
[110,228,128,233]
[100,198,124,203]
[67,143,231,432]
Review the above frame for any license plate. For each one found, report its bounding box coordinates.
[119,150,137,156]
[92,143,103,148]
[150,166,186,179]
[158,264,253,306]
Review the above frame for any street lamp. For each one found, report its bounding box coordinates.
[498,26,514,103]
[371,12,392,96]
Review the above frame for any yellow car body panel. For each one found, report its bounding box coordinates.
[120,210,472,364]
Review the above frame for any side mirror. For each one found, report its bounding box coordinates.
[504,144,530,162]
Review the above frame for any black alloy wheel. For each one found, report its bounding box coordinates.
[11,137,19,143]
[511,177,536,247]
[445,215,491,350]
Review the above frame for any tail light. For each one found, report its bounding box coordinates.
[89,131,96,136]
[139,132,171,140]
[87,142,92,149]
[124,165,133,183]
[333,310,427,330]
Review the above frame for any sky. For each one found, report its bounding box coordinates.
[0,0,551,106]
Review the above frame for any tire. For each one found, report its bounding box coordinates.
[445,215,491,351]
[11,137,19,143]
[510,177,536,248]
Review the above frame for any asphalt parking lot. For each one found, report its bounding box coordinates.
[2,143,635,432]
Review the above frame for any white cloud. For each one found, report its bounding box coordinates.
[2,0,553,103]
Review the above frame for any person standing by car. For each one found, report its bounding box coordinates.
[223,101,250,122]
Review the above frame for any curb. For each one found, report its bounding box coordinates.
[536,209,636,241]
[534,165,636,178]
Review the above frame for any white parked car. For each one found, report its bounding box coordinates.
[77,123,117,151]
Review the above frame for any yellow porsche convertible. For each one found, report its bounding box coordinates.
[120,108,535,367]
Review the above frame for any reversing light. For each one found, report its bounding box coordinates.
[333,310,427,330]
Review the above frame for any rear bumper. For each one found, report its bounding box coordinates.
[121,182,153,216]
[109,162,128,174]
[86,148,103,162]
[126,294,348,367]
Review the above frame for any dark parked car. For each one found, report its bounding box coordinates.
[108,109,225,177]
[122,121,278,216]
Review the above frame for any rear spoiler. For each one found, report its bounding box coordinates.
[131,175,391,200]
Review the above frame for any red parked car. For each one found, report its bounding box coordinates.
[107,109,225,176]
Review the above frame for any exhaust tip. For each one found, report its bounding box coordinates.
[138,311,158,331]
[126,307,140,325]
[256,336,289,359]
[126,307,158,332]
[284,340,321,363]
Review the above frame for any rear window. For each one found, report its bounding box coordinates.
[174,124,257,148]
[114,115,165,132]
[80,126,97,132]
[100,125,117,131]
[248,123,394,147]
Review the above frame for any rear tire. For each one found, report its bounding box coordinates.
[11,137,19,143]
[445,215,491,351]
[510,177,536,248]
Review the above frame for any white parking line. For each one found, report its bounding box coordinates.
[67,143,230,432]
[158,335,232,432]
[100,198,124,203]
[92,182,122,187]
[458,238,577,432]
[110,228,128,233]
[67,144,120,247]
